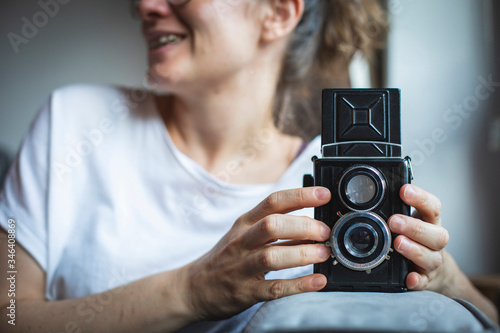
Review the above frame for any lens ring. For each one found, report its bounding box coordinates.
[330,211,391,271]
[344,223,378,258]
[338,165,386,212]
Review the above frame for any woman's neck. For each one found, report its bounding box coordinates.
[155,66,303,184]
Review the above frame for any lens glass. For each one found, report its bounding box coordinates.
[344,223,378,258]
[350,226,374,252]
[346,174,376,204]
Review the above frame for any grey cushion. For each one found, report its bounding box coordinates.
[243,291,499,333]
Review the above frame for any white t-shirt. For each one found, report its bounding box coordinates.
[0,84,321,330]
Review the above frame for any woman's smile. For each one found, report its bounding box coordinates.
[145,30,187,58]
[148,33,185,51]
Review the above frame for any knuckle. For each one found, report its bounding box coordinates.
[268,281,285,300]
[424,195,441,219]
[296,189,307,203]
[431,254,443,271]
[236,216,250,227]
[298,246,311,265]
[259,248,276,268]
[412,245,425,263]
[296,278,306,292]
[434,198,442,215]
[263,192,280,211]
[302,217,316,235]
[410,221,425,240]
[419,275,429,290]
[232,288,249,308]
[438,228,449,248]
[260,215,279,235]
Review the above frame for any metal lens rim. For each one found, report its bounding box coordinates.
[330,211,391,271]
[343,223,378,258]
[338,165,386,212]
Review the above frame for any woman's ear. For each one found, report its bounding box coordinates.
[261,0,304,42]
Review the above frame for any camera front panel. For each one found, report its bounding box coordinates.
[313,157,410,292]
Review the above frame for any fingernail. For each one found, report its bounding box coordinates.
[315,188,330,200]
[397,238,411,252]
[318,245,331,259]
[414,275,421,288]
[390,216,404,231]
[408,274,420,290]
[404,186,415,200]
[321,225,331,239]
[312,276,325,288]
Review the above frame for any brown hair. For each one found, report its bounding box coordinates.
[274,0,388,141]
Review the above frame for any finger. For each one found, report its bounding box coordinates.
[241,187,331,224]
[268,239,314,247]
[400,184,442,225]
[242,214,330,249]
[393,235,443,273]
[389,214,449,251]
[406,271,429,290]
[255,274,327,301]
[245,244,331,275]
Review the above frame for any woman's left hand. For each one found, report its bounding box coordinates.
[388,184,450,292]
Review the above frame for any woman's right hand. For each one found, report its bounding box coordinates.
[180,187,332,321]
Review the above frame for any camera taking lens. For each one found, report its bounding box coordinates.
[344,223,377,257]
[330,211,391,272]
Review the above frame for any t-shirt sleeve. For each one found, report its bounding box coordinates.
[0,96,51,271]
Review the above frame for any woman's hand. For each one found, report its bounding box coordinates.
[388,184,450,292]
[180,187,332,321]
[389,184,498,323]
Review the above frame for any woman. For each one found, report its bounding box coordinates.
[0,0,497,332]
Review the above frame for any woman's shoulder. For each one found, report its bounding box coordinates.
[51,83,151,109]
[53,82,127,96]
[47,83,155,125]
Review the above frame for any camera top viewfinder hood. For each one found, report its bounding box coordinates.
[321,88,402,158]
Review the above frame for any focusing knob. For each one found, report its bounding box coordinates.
[303,174,314,187]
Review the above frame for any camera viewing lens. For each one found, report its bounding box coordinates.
[338,165,386,211]
[344,223,378,258]
[346,175,376,204]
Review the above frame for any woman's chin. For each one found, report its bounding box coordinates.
[145,64,180,90]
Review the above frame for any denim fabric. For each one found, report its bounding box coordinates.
[243,291,499,333]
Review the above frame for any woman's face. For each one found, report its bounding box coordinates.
[137,0,266,93]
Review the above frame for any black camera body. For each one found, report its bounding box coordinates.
[304,88,412,292]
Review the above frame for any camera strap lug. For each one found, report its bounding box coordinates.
[404,156,414,181]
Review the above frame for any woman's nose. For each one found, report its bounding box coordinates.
[137,0,173,20]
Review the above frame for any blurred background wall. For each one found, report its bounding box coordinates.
[0,0,499,275]
[0,0,145,153]
[385,0,500,275]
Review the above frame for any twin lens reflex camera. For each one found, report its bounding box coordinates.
[303,89,413,292]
